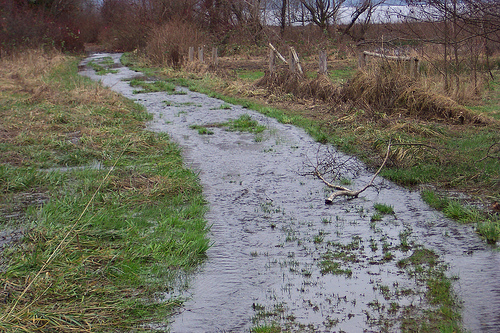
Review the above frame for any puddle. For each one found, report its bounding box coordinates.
[80,53,500,332]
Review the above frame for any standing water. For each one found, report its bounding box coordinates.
[80,53,500,332]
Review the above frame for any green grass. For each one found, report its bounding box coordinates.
[87,57,118,75]
[328,66,356,83]
[129,78,176,94]
[237,69,265,81]
[0,52,209,331]
[467,74,500,120]
[370,213,383,222]
[189,124,214,135]
[373,203,395,215]
[421,189,500,243]
[223,114,266,133]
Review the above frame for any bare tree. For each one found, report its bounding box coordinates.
[299,0,345,33]
[280,0,288,36]
[342,0,386,41]
[402,0,499,92]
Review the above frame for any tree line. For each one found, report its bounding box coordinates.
[1,0,498,56]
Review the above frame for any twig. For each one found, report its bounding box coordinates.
[323,141,392,204]
[477,141,500,162]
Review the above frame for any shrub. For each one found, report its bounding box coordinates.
[144,20,207,67]
[98,0,148,51]
[0,7,83,53]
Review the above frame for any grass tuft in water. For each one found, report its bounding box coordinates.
[223,114,266,133]
[129,78,176,94]
[189,124,214,135]
[373,203,395,215]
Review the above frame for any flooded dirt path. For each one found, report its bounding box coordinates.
[80,53,500,332]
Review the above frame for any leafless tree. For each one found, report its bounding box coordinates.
[342,0,386,41]
[299,0,346,33]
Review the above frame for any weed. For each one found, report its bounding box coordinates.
[87,58,118,75]
[373,203,395,215]
[319,260,353,277]
[189,124,214,135]
[223,114,266,133]
[476,220,500,244]
[211,103,232,110]
[129,78,176,94]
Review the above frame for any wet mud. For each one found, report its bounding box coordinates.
[80,53,500,332]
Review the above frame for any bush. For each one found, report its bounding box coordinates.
[144,20,207,67]
[0,0,84,53]
[97,0,149,51]
[0,11,83,53]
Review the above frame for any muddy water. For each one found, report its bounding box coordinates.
[80,53,500,332]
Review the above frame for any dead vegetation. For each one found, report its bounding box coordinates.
[255,60,493,126]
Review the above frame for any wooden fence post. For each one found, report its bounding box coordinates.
[288,47,296,73]
[358,52,366,69]
[269,48,276,73]
[289,47,303,75]
[318,50,327,75]
[188,47,194,62]
[211,47,218,65]
[198,46,204,63]
[410,57,420,78]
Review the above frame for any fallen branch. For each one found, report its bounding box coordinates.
[268,43,288,64]
[320,141,392,204]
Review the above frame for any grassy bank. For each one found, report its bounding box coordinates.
[123,51,500,245]
[0,50,209,331]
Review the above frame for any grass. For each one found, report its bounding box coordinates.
[129,78,176,94]
[223,114,266,133]
[422,189,500,243]
[87,57,118,75]
[188,114,266,136]
[237,69,265,81]
[0,49,209,331]
[189,124,214,135]
[373,203,395,215]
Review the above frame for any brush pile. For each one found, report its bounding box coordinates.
[256,65,491,125]
[256,70,343,103]
[343,70,488,124]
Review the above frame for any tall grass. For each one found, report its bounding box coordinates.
[0,50,209,331]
